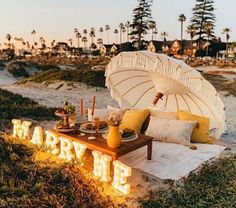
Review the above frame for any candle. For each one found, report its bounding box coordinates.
[80,98,83,117]
[91,96,96,118]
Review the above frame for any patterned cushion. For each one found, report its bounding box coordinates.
[145,116,197,146]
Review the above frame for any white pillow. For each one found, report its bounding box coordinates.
[145,116,197,146]
[87,108,109,121]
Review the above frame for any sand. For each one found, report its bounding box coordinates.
[1,65,236,207]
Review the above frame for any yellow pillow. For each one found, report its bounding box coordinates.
[120,109,150,133]
[177,110,212,144]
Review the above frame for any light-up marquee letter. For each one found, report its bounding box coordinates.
[45,130,60,155]
[73,141,87,163]
[58,137,74,161]
[92,151,112,182]
[12,119,32,139]
[112,160,132,195]
[30,126,44,146]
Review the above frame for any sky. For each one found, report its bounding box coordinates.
[0,0,235,47]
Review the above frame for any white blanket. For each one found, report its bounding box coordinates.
[120,141,225,180]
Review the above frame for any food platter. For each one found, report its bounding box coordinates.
[80,121,108,134]
[102,133,138,142]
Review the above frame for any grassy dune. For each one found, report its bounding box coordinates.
[17,69,106,87]
[0,136,124,208]
[0,89,55,131]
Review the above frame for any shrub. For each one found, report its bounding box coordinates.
[7,61,29,78]
[17,69,106,88]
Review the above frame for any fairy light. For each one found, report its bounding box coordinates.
[112,160,132,195]
[45,130,60,155]
[58,137,75,161]
[92,151,112,182]
[30,126,44,145]
[73,141,87,163]
[12,119,32,139]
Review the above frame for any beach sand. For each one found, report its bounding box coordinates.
[1,66,236,206]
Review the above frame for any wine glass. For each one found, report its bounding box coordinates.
[94,117,100,137]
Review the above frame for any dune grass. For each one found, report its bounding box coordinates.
[0,135,124,208]
[140,154,236,208]
[17,69,106,87]
[0,89,55,121]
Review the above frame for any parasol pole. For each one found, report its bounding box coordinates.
[152,92,164,106]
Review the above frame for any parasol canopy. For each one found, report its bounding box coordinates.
[105,51,226,139]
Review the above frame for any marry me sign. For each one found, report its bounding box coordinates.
[12,119,132,195]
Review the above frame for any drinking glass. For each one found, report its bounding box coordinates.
[94,117,100,136]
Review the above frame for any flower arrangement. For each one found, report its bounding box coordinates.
[107,112,122,126]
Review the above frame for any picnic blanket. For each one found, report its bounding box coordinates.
[120,141,225,180]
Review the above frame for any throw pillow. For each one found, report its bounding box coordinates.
[145,116,197,146]
[177,110,212,144]
[120,109,150,133]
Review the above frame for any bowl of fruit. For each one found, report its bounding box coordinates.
[55,102,76,117]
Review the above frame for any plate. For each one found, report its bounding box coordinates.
[55,112,76,117]
[80,122,108,134]
[102,133,138,142]
[53,126,77,132]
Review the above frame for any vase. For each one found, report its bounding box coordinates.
[107,125,122,148]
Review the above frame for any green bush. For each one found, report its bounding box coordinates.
[0,136,119,207]
[140,155,236,208]
[18,69,106,87]
[7,61,29,78]
[0,89,55,120]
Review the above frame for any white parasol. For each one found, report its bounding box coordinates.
[105,51,226,139]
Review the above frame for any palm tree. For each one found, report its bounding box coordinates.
[89,28,96,45]
[68,38,73,47]
[125,21,130,42]
[39,37,45,48]
[119,23,125,51]
[14,37,20,49]
[76,32,81,49]
[6,34,12,48]
[82,36,88,49]
[222,27,231,58]
[122,27,126,44]
[31,30,36,45]
[203,22,213,56]
[161,32,168,53]
[83,29,88,37]
[119,23,124,45]
[105,25,110,44]
[149,20,156,41]
[178,14,186,55]
[153,28,158,40]
[114,29,118,44]
[99,27,104,41]
[186,25,196,57]
[97,38,103,48]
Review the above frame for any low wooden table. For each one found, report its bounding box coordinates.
[53,130,153,160]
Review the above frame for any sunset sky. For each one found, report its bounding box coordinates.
[0,0,234,46]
